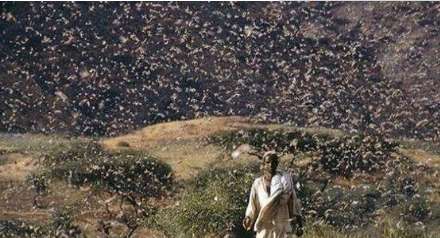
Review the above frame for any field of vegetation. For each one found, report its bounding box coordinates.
[0,117,439,237]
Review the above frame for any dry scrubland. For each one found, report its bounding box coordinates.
[0,117,439,237]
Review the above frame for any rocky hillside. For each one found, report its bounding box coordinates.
[1,2,439,140]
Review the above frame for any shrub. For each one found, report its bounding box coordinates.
[151,165,258,238]
[92,151,173,198]
[307,185,383,230]
[116,141,131,147]
[27,173,49,195]
[377,217,439,238]
[316,135,398,177]
[0,208,82,238]
[48,208,82,238]
[302,218,439,238]
[39,142,173,198]
[0,220,47,238]
[43,140,103,166]
[208,128,323,153]
[400,196,431,222]
[41,142,172,196]
[28,141,174,236]
[27,173,50,208]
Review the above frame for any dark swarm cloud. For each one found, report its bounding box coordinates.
[0,2,439,140]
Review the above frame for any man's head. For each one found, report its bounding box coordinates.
[261,151,279,179]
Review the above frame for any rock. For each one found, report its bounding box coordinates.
[230,144,253,160]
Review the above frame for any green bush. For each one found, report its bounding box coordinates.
[208,128,324,153]
[302,218,439,238]
[305,184,384,230]
[27,173,49,195]
[43,140,103,166]
[400,196,431,222]
[151,165,258,238]
[40,142,173,198]
[48,208,82,238]
[316,135,398,177]
[92,151,173,197]
[0,220,47,238]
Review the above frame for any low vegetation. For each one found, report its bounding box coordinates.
[1,124,438,237]
[146,156,437,237]
[40,143,172,197]
[24,140,173,237]
[36,141,173,197]
[0,133,82,155]
[0,208,82,238]
[148,165,258,237]
[208,128,398,177]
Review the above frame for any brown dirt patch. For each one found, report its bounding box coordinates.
[0,153,38,182]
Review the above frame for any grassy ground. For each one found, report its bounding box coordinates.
[0,116,439,237]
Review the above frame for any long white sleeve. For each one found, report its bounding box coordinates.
[245,180,259,223]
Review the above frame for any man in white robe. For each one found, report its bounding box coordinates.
[243,151,303,238]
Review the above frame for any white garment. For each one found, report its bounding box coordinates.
[245,171,301,238]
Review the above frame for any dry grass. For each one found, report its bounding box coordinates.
[0,133,83,155]
[400,148,440,168]
[0,182,44,220]
[101,116,252,151]
[0,153,38,181]
[147,140,224,180]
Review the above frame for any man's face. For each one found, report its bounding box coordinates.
[261,155,278,179]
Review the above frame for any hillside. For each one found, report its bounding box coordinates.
[0,117,439,237]
[1,2,439,140]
